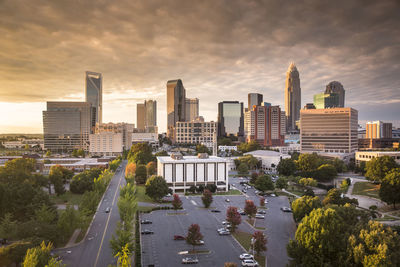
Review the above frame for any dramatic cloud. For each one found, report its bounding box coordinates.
[0,0,399,132]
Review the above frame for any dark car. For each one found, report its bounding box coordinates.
[140,219,152,224]
[141,229,154,235]
[174,235,185,240]
[211,209,221,213]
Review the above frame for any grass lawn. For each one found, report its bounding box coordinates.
[286,185,305,196]
[136,185,155,203]
[185,189,242,196]
[352,182,380,199]
[374,215,398,221]
[137,206,155,212]
[50,191,83,206]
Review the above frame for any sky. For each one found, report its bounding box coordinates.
[0,0,399,133]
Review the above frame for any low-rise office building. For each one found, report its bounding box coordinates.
[355,151,400,165]
[157,153,230,192]
[40,157,111,175]
[89,132,123,156]
[244,150,290,172]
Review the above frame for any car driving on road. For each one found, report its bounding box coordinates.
[182,257,199,264]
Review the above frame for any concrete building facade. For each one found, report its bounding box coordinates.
[366,121,392,139]
[95,122,134,151]
[89,132,123,156]
[157,154,230,192]
[355,151,400,165]
[185,98,199,122]
[174,118,217,150]
[300,107,358,154]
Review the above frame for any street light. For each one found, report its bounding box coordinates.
[251,237,255,258]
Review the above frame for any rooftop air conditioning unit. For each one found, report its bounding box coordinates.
[170,153,183,160]
[197,153,209,159]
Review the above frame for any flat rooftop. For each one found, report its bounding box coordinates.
[157,156,229,164]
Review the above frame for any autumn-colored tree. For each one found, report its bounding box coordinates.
[298,178,317,187]
[259,197,265,207]
[125,162,136,178]
[146,161,156,176]
[115,243,132,267]
[244,200,257,218]
[252,231,267,255]
[224,263,237,267]
[201,189,213,208]
[186,224,203,253]
[172,194,182,212]
[292,196,322,222]
[226,206,241,232]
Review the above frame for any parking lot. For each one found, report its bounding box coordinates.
[140,177,296,267]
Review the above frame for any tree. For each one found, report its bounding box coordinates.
[226,206,241,232]
[347,221,400,267]
[188,185,196,194]
[277,158,297,176]
[259,197,265,207]
[291,196,321,222]
[238,140,261,153]
[201,189,213,208]
[365,156,398,182]
[23,241,53,267]
[250,172,259,184]
[57,205,80,243]
[196,144,211,155]
[287,208,349,266]
[145,176,169,202]
[110,222,134,256]
[298,177,317,187]
[331,158,347,173]
[252,231,267,255]
[237,163,249,176]
[125,162,136,182]
[186,224,203,253]
[115,243,132,267]
[154,150,169,157]
[45,151,52,157]
[275,177,288,189]
[244,200,257,218]
[172,194,182,212]
[109,158,121,172]
[49,166,65,196]
[379,168,400,209]
[224,263,237,267]
[146,162,156,176]
[128,143,154,164]
[205,184,217,193]
[324,188,358,206]
[218,137,232,146]
[316,164,337,181]
[296,153,324,172]
[255,175,274,192]
[135,164,147,184]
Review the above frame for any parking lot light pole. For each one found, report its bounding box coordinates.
[251,237,255,258]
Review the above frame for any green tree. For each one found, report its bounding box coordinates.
[201,189,213,208]
[127,143,154,164]
[35,205,57,225]
[331,158,347,173]
[109,222,134,256]
[135,164,147,184]
[316,164,337,181]
[379,168,400,209]
[146,161,156,176]
[45,257,66,267]
[298,177,317,187]
[323,188,358,206]
[226,206,241,233]
[154,150,168,157]
[296,153,324,172]
[0,213,18,240]
[145,176,169,202]
[365,156,398,182]
[218,137,232,146]
[238,140,261,153]
[109,158,121,172]
[196,144,211,155]
[255,175,275,192]
[275,177,288,189]
[347,221,400,267]
[277,158,297,176]
[23,241,53,267]
[49,166,65,196]
[186,224,203,253]
[287,208,349,266]
[57,205,79,243]
[252,231,267,255]
[291,196,322,222]
[237,163,249,176]
[45,151,52,157]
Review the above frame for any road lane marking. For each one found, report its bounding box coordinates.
[94,172,123,267]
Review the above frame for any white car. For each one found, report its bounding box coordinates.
[218,230,230,235]
[182,257,199,264]
[242,259,258,266]
[264,200,269,204]
[239,253,254,260]
[255,214,265,219]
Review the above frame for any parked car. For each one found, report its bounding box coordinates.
[254,190,259,194]
[140,219,152,224]
[225,198,230,202]
[182,257,199,264]
[242,189,247,193]
[258,210,266,214]
[264,199,269,204]
[239,253,254,260]
[238,209,246,215]
[194,240,205,245]
[174,235,185,240]
[211,209,221,213]
[141,229,154,235]
[242,259,258,266]
[218,230,230,235]
[255,214,265,219]
[270,193,276,197]
[217,227,227,232]
[281,207,292,212]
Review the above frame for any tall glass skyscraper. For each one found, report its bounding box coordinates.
[85,71,102,131]
[218,101,244,137]
[313,93,340,109]
[145,100,157,133]
[167,79,186,138]
[284,63,301,133]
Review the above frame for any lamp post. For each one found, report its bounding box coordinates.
[251,237,255,258]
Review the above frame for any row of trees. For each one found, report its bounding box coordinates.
[277,153,342,181]
[125,161,156,185]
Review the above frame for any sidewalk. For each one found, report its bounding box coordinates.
[65,229,81,248]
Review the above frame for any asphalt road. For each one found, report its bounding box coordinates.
[56,160,127,267]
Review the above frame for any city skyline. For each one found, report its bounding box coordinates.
[1,0,400,133]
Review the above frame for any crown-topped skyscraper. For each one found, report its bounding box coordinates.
[284,62,301,133]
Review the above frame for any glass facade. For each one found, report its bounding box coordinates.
[167,79,186,138]
[218,101,244,137]
[85,71,102,131]
[313,93,340,109]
